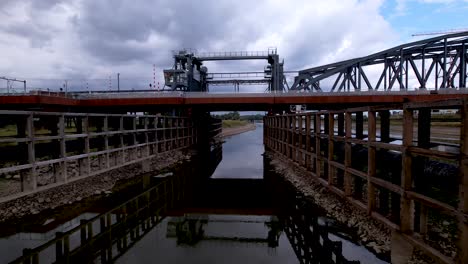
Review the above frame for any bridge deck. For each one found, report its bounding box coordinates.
[1,91,468,111]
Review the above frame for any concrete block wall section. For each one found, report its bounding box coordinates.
[264,99,468,264]
[0,111,197,204]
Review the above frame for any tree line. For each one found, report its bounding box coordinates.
[212,112,264,121]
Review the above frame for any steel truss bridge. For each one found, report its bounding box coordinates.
[290,32,468,92]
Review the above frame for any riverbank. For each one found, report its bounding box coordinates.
[0,150,192,223]
[221,122,256,137]
[265,151,433,264]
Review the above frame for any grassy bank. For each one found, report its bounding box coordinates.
[222,120,250,128]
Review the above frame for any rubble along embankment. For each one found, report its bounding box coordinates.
[266,151,433,264]
[0,150,192,223]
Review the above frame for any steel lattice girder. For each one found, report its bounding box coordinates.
[290,32,468,91]
[207,79,271,85]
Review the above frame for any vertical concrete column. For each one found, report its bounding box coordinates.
[400,107,414,233]
[344,112,352,196]
[271,116,279,151]
[378,110,391,215]
[181,118,186,147]
[328,113,334,185]
[119,116,125,164]
[172,117,177,150]
[305,115,311,170]
[298,115,304,164]
[80,116,90,176]
[271,117,274,150]
[281,116,286,155]
[22,114,36,191]
[415,108,431,236]
[176,118,180,148]
[456,101,468,264]
[315,114,321,178]
[132,116,137,158]
[285,116,290,158]
[56,115,67,183]
[355,112,364,139]
[152,116,161,154]
[291,116,297,162]
[391,86,414,264]
[162,117,167,151]
[144,117,150,157]
[104,116,110,168]
[367,110,376,214]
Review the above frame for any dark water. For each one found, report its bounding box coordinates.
[0,123,387,264]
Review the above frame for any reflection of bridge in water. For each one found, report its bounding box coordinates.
[10,151,362,264]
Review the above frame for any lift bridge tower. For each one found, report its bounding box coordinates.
[163,48,286,92]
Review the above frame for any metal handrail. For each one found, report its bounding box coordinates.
[196,51,270,58]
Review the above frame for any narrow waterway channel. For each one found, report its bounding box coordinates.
[1,123,387,264]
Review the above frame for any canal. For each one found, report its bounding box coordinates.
[1,123,387,263]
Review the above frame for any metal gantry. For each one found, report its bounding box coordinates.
[291,32,468,92]
[163,48,287,92]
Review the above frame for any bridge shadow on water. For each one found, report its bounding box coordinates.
[3,128,387,264]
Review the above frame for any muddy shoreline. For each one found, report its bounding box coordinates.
[221,123,256,137]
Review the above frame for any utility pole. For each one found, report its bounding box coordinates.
[0,76,27,94]
[117,73,120,92]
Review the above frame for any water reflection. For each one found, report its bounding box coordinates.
[3,123,388,264]
[211,123,264,179]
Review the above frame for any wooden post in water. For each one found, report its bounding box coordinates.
[328,113,334,185]
[344,112,352,196]
[457,100,468,264]
[305,115,311,170]
[400,106,414,233]
[299,115,305,165]
[292,116,297,162]
[367,109,376,214]
[315,114,321,178]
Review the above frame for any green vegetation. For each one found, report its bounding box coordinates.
[212,112,264,121]
[240,114,264,121]
[222,120,250,128]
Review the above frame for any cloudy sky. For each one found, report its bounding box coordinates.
[0,0,467,91]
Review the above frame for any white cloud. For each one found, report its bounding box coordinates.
[0,0,400,91]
